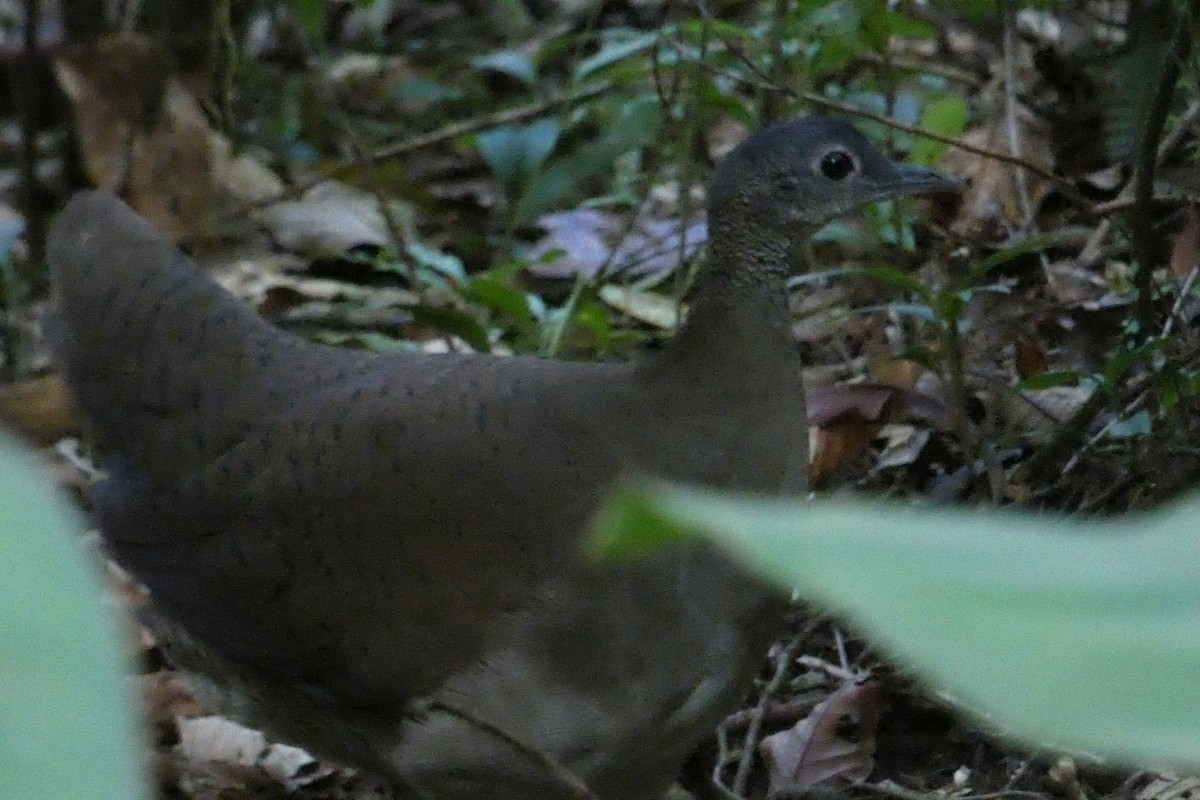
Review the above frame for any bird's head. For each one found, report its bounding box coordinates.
[706,116,959,249]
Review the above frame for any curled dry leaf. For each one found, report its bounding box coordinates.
[808,383,948,484]
[177,715,330,791]
[258,182,404,257]
[937,104,1054,241]
[760,679,883,797]
[54,33,219,244]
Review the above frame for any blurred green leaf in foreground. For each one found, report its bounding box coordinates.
[595,483,1200,770]
[0,434,147,800]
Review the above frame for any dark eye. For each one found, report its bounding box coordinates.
[819,150,856,181]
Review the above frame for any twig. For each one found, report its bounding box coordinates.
[860,782,1049,800]
[222,82,613,220]
[335,82,611,175]
[1001,0,1036,227]
[853,50,983,88]
[1162,263,1199,338]
[725,620,819,797]
[1130,1,1196,328]
[672,36,1083,203]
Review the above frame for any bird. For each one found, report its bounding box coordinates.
[46,115,956,800]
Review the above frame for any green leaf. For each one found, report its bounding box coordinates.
[475,119,560,197]
[410,305,492,353]
[1016,370,1084,391]
[290,0,327,46]
[574,31,658,82]
[596,482,1200,770]
[473,50,537,85]
[0,434,147,799]
[970,230,1074,280]
[911,96,969,165]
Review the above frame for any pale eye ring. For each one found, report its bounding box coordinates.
[818,149,857,181]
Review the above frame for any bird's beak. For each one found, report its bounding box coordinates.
[884,163,963,199]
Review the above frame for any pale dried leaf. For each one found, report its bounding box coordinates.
[598,285,680,329]
[760,680,882,796]
[1136,774,1200,800]
[1044,259,1111,307]
[177,716,267,766]
[527,207,705,280]
[258,182,409,257]
[874,425,931,470]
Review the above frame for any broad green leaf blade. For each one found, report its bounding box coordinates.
[596,483,1200,769]
[472,50,537,84]
[0,434,147,799]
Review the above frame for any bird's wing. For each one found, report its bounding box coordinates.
[47,191,614,706]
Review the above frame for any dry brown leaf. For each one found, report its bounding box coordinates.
[867,358,924,390]
[1169,205,1200,281]
[0,373,80,445]
[760,679,883,797]
[1013,335,1049,379]
[808,383,947,484]
[139,671,206,735]
[55,32,220,244]
[938,104,1054,241]
[810,422,879,486]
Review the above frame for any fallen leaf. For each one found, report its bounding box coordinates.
[760,679,883,796]
[258,182,404,257]
[938,101,1054,241]
[0,373,80,445]
[55,32,221,244]
[598,284,681,330]
[527,207,706,280]
[1169,205,1200,281]
[808,383,947,484]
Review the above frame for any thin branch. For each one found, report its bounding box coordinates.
[222,82,613,220]
[672,36,1085,204]
[1130,1,1196,328]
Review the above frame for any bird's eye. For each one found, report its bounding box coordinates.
[819,150,856,181]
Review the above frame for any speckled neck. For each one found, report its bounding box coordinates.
[658,226,803,372]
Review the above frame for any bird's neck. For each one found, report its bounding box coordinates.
[659,234,797,371]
